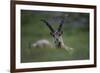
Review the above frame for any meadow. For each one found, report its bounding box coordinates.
[21,10,89,63]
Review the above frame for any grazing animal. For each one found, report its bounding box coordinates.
[31,39,53,48]
[41,19,74,54]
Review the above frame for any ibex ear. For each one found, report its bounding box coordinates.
[50,32,54,36]
[61,31,63,34]
[59,31,63,36]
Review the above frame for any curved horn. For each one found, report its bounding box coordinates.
[41,19,54,32]
[58,19,64,32]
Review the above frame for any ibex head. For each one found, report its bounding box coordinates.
[41,19,64,48]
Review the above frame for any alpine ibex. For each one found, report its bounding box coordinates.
[41,19,74,54]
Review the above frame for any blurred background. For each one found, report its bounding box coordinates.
[21,10,89,63]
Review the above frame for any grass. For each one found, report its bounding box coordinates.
[21,30,89,63]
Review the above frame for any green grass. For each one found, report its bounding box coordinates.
[21,48,71,62]
[21,31,89,63]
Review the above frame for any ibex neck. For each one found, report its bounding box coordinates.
[53,36,65,48]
